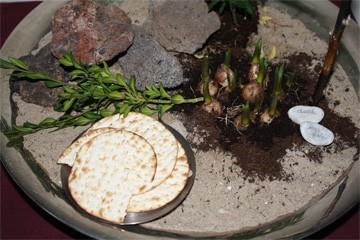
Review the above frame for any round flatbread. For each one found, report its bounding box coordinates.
[88,112,178,194]
[57,127,115,167]
[127,142,189,212]
[68,129,157,223]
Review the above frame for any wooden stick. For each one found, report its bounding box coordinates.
[310,0,352,106]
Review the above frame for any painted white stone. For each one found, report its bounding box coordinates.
[300,122,334,146]
[288,105,325,125]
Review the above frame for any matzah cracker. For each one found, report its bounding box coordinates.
[88,112,178,194]
[68,130,157,223]
[57,127,115,167]
[127,142,189,212]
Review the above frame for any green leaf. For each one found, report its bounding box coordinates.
[144,90,160,99]
[100,109,113,117]
[44,80,64,88]
[108,91,125,100]
[151,84,160,94]
[63,86,76,93]
[58,92,71,99]
[69,69,87,77]
[88,65,102,74]
[12,125,34,133]
[63,98,76,112]
[140,105,155,116]
[117,103,129,114]
[23,122,39,129]
[74,116,93,126]
[39,117,57,126]
[8,57,29,70]
[71,57,83,70]
[59,57,73,67]
[101,76,116,84]
[159,84,171,99]
[122,105,133,117]
[0,58,15,69]
[116,74,127,87]
[82,111,102,120]
[102,61,111,76]
[158,104,173,118]
[171,94,185,104]
[129,75,138,94]
[79,83,94,92]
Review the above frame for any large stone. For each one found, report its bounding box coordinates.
[118,26,184,90]
[143,0,221,54]
[50,0,134,65]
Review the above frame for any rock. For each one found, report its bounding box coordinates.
[118,26,183,90]
[11,45,70,107]
[113,0,150,26]
[50,0,134,65]
[288,105,325,124]
[300,122,334,146]
[142,0,221,54]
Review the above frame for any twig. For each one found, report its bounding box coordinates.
[310,0,352,105]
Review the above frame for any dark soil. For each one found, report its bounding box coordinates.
[174,8,359,182]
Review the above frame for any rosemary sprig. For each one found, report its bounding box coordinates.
[0,53,204,147]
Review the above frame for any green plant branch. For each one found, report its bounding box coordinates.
[0,53,204,147]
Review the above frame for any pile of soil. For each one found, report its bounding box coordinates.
[173,7,358,182]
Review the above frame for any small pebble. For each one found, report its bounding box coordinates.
[288,105,324,124]
[300,122,334,146]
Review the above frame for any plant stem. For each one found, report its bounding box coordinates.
[269,64,284,118]
[311,0,352,106]
[148,97,204,104]
[241,102,250,126]
[201,56,212,104]
[252,38,262,64]
[224,49,231,68]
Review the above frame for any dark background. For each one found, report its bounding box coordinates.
[1,1,359,239]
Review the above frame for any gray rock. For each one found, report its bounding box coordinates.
[300,122,334,146]
[118,26,184,90]
[50,0,134,65]
[288,105,324,125]
[143,0,221,54]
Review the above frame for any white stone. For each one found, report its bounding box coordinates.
[288,105,325,124]
[300,122,334,146]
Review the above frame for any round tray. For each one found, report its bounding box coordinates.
[1,0,359,239]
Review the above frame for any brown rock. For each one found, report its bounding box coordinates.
[50,0,134,65]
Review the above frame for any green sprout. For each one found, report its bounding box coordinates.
[285,70,297,88]
[253,94,263,114]
[252,38,263,65]
[257,57,268,86]
[228,68,238,91]
[224,49,231,68]
[241,102,250,126]
[208,0,253,25]
[268,64,284,118]
[201,55,213,104]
